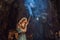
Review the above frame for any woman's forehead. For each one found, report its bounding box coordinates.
[21,18,27,22]
[21,17,27,21]
[18,17,27,23]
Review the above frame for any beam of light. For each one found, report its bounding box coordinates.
[25,0,35,8]
[24,0,35,17]
[24,0,48,18]
[25,4,33,16]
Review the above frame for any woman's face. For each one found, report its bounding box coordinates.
[21,19,27,28]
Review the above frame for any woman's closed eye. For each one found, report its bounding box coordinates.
[24,22,27,24]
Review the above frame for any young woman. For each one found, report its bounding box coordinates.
[16,17,29,40]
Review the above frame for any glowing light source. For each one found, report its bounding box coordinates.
[36,17,39,21]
